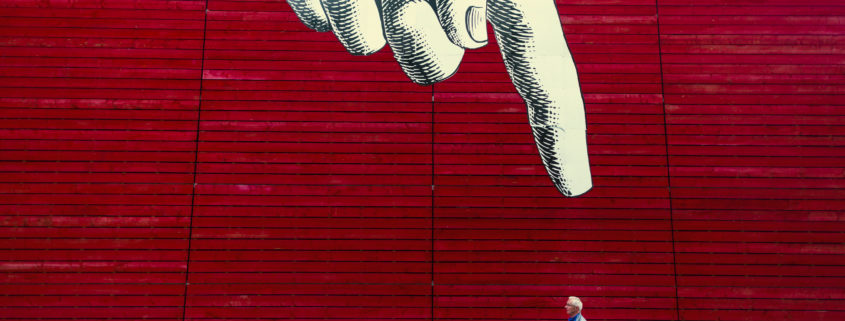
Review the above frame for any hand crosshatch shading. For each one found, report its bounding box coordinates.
[0,0,843,320]
[289,0,593,197]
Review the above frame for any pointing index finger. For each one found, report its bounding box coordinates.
[487,0,592,197]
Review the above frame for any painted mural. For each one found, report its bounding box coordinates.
[290,0,592,196]
[0,0,842,320]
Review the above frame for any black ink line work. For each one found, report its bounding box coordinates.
[288,0,592,197]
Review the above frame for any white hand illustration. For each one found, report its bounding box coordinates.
[287,0,592,197]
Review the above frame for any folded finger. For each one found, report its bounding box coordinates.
[320,0,386,55]
[287,0,331,32]
[434,0,488,49]
[487,0,592,197]
[381,0,464,85]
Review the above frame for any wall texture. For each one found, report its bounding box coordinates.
[1,0,843,320]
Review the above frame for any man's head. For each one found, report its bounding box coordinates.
[565,296,583,317]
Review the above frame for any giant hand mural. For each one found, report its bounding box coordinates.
[287,0,592,197]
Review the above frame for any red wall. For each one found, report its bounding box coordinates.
[1,0,843,320]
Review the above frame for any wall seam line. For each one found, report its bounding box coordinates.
[654,1,682,320]
[431,83,436,321]
[182,2,209,320]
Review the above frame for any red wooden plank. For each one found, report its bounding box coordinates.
[0,8,204,20]
[188,272,431,284]
[1,271,185,283]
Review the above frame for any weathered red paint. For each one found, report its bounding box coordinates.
[1,0,843,320]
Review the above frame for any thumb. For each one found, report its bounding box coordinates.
[434,0,489,49]
[487,0,592,197]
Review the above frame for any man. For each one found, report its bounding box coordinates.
[565,296,586,321]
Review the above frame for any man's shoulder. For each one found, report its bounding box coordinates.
[578,315,587,321]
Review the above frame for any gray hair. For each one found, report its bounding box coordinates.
[567,296,583,311]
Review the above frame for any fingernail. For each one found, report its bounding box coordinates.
[466,6,487,43]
